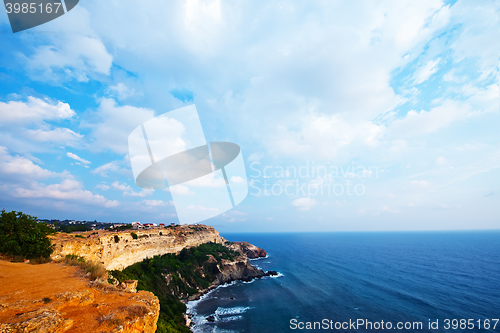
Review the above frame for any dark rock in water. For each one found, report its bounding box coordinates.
[265,270,278,276]
[240,276,253,282]
[206,315,216,322]
[230,297,234,300]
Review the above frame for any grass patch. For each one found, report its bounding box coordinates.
[62,254,107,280]
[30,256,52,264]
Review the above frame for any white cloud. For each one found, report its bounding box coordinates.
[186,205,218,211]
[413,58,441,84]
[143,200,173,207]
[10,177,120,208]
[188,172,226,188]
[292,197,317,211]
[169,184,195,196]
[124,188,154,197]
[25,5,113,82]
[67,152,91,165]
[0,97,74,125]
[437,156,447,165]
[26,128,82,147]
[111,180,154,197]
[93,161,120,177]
[92,157,132,177]
[387,100,471,138]
[230,176,245,183]
[111,181,131,191]
[268,113,383,159]
[1,1,499,230]
[0,146,55,180]
[108,83,139,100]
[96,184,110,191]
[0,147,119,209]
[27,36,112,82]
[448,1,500,79]
[85,98,155,154]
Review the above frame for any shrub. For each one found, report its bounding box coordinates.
[62,255,106,280]
[131,232,138,240]
[159,232,163,236]
[63,254,85,264]
[114,235,120,243]
[59,224,90,233]
[74,234,85,239]
[0,209,56,260]
[82,260,107,280]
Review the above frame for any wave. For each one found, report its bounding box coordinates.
[186,281,237,312]
[215,306,252,316]
[220,315,243,322]
[242,279,256,284]
[189,306,250,332]
[270,271,284,278]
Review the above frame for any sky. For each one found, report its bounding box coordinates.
[0,0,498,233]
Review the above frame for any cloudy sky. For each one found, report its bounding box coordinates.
[0,0,498,232]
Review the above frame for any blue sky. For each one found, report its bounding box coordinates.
[0,0,498,232]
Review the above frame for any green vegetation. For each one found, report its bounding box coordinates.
[0,209,56,260]
[74,234,85,239]
[111,224,133,231]
[111,242,240,333]
[62,254,107,280]
[131,232,138,239]
[114,235,120,243]
[59,224,90,233]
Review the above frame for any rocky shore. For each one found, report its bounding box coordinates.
[1,225,273,332]
[185,241,277,303]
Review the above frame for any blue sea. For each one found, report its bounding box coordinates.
[187,231,500,332]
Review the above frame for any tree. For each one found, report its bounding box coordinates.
[0,209,56,259]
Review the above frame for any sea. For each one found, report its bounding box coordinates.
[186,231,500,333]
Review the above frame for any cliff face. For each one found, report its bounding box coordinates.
[50,225,225,270]
[183,241,270,301]
[0,261,159,333]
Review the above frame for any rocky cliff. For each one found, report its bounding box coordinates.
[50,225,225,270]
[45,224,270,331]
[0,260,159,333]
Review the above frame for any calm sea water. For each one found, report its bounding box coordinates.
[187,231,500,332]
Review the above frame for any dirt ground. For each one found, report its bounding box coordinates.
[0,260,158,332]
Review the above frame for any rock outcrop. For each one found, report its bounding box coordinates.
[0,291,159,333]
[0,260,160,333]
[230,241,268,259]
[184,241,274,302]
[50,225,225,270]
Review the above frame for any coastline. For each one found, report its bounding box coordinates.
[183,253,278,330]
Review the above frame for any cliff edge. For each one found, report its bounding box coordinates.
[0,260,159,333]
[50,225,225,270]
